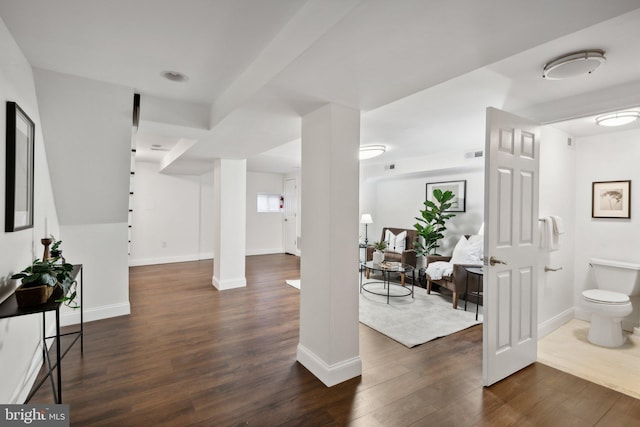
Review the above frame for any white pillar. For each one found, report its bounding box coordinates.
[297,103,362,386]
[212,159,247,290]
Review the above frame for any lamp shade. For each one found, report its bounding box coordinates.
[360,214,373,224]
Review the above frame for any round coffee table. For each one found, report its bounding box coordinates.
[360,261,415,304]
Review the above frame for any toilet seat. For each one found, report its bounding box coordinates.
[582,289,630,305]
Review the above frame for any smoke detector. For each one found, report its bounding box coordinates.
[161,71,189,82]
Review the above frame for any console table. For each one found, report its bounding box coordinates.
[0,264,83,403]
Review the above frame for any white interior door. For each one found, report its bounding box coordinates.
[284,178,297,255]
[483,107,540,386]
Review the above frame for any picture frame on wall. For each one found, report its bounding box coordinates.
[592,180,631,219]
[5,101,35,232]
[426,180,466,212]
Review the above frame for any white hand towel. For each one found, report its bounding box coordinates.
[550,216,565,235]
[539,217,558,252]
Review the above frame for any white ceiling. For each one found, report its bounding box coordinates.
[2,0,640,174]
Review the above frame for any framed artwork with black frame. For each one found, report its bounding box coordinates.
[5,101,35,232]
[426,180,466,212]
[592,180,631,219]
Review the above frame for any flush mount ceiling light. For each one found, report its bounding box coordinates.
[161,70,189,82]
[595,110,640,127]
[542,50,606,80]
[359,145,386,160]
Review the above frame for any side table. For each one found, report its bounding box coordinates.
[464,267,483,320]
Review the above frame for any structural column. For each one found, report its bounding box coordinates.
[212,159,247,290]
[297,103,361,386]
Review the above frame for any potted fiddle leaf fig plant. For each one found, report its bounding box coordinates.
[11,254,78,308]
[414,188,456,257]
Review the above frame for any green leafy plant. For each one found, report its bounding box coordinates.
[50,235,64,259]
[373,240,387,251]
[414,189,456,256]
[51,239,62,253]
[11,258,79,308]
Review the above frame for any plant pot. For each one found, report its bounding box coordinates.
[15,283,55,307]
[372,250,385,265]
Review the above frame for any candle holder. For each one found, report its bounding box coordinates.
[41,238,53,261]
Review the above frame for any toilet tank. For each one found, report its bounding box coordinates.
[590,258,640,295]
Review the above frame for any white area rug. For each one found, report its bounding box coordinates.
[285,279,300,289]
[359,281,482,348]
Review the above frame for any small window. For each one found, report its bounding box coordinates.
[257,193,282,213]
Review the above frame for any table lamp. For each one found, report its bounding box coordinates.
[360,214,373,245]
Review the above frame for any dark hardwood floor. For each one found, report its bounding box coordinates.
[29,254,640,426]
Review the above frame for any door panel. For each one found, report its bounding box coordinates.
[284,178,297,255]
[483,107,540,386]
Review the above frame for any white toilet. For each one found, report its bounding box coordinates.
[582,258,640,347]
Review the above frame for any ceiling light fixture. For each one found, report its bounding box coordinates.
[542,50,606,80]
[595,110,640,127]
[161,70,189,82]
[359,145,386,160]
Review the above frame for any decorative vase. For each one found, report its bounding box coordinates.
[373,250,385,265]
[15,283,55,307]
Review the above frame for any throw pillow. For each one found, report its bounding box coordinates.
[450,235,483,265]
[385,229,407,254]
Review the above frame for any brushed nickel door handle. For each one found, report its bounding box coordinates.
[489,256,507,266]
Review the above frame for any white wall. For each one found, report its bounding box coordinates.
[130,166,284,265]
[33,69,132,226]
[574,128,640,331]
[362,164,484,256]
[537,126,576,337]
[129,162,214,265]
[246,171,284,255]
[0,19,61,404]
[33,69,132,327]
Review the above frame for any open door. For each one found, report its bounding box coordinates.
[483,107,540,386]
[283,178,298,255]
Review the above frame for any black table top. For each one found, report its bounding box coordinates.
[0,264,82,319]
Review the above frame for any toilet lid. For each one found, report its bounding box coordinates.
[582,289,630,304]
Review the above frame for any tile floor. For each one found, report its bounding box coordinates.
[538,318,640,399]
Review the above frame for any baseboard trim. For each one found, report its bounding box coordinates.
[61,302,131,326]
[296,343,362,387]
[129,254,204,267]
[212,276,247,290]
[246,248,284,256]
[538,307,575,339]
[130,250,284,266]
